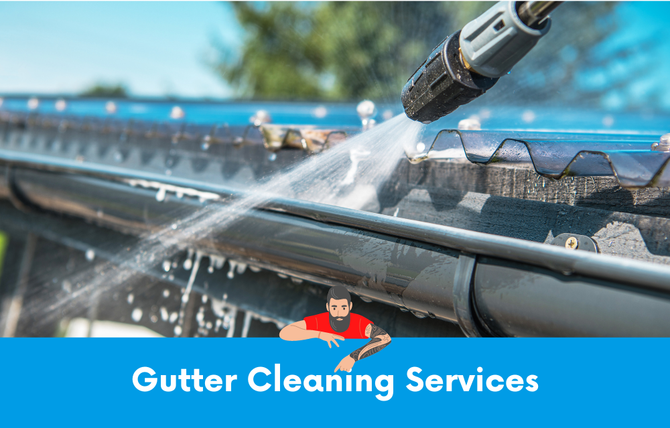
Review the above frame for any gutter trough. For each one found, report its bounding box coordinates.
[2,163,669,337]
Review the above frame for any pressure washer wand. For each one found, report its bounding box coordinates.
[401,1,562,124]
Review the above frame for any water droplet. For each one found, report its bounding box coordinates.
[131,308,143,322]
[127,293,134,304]
[105,101,117,114]
[62,280,72,293]
[165,169,172,176]
[411,311,427,319]
[85,249,95,261]
[169,312,178,323]
[150,314,158,323]
[291,277,303,284]
[170,105,185,120]
[171,224,177,230]
[162,261,171,272]
[268,153,277,162]
[55,99,67,112]
[28,97,39,110]
[202,295,208,304]
[160,307,168,321]
[183,258,193,270]
[208,266,214,273]
[227,260,238,279]
[313,106,327,118]
[156,187,166,202]
[250,266,261,273]
[360,296,372,303]
[174,325,182,336]
[521,110,536,124]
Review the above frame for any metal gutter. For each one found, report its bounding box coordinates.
[1,164,669,336]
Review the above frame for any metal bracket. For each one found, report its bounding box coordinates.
[551,233,599,253]
[453,252,490,337]
[5,165,39,214]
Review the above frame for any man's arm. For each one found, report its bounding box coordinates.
[335,324,391,372]
[350,324,392,361]
[279,320,344,348]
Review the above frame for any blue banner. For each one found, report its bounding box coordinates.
[1,338,667,426]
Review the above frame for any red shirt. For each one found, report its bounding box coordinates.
[303,313,372,339]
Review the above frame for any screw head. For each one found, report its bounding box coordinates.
[565,236,578,250]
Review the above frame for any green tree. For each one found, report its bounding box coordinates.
[215,2,619,106]
[79,83,129,98]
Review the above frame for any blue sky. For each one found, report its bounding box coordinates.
[1,1,669,107]
[0,2,242,98]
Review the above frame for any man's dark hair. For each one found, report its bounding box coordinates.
[327,286,351,305]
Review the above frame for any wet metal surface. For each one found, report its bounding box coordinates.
[411,129,670,188]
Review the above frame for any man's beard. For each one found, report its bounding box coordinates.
[330,314,350,333]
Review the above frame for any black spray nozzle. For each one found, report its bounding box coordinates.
[401,31,498,124]
[402,1,560,124]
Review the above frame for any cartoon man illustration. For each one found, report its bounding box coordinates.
[280,285,391,372]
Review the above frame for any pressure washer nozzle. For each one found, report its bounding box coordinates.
[402,1,560,124]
